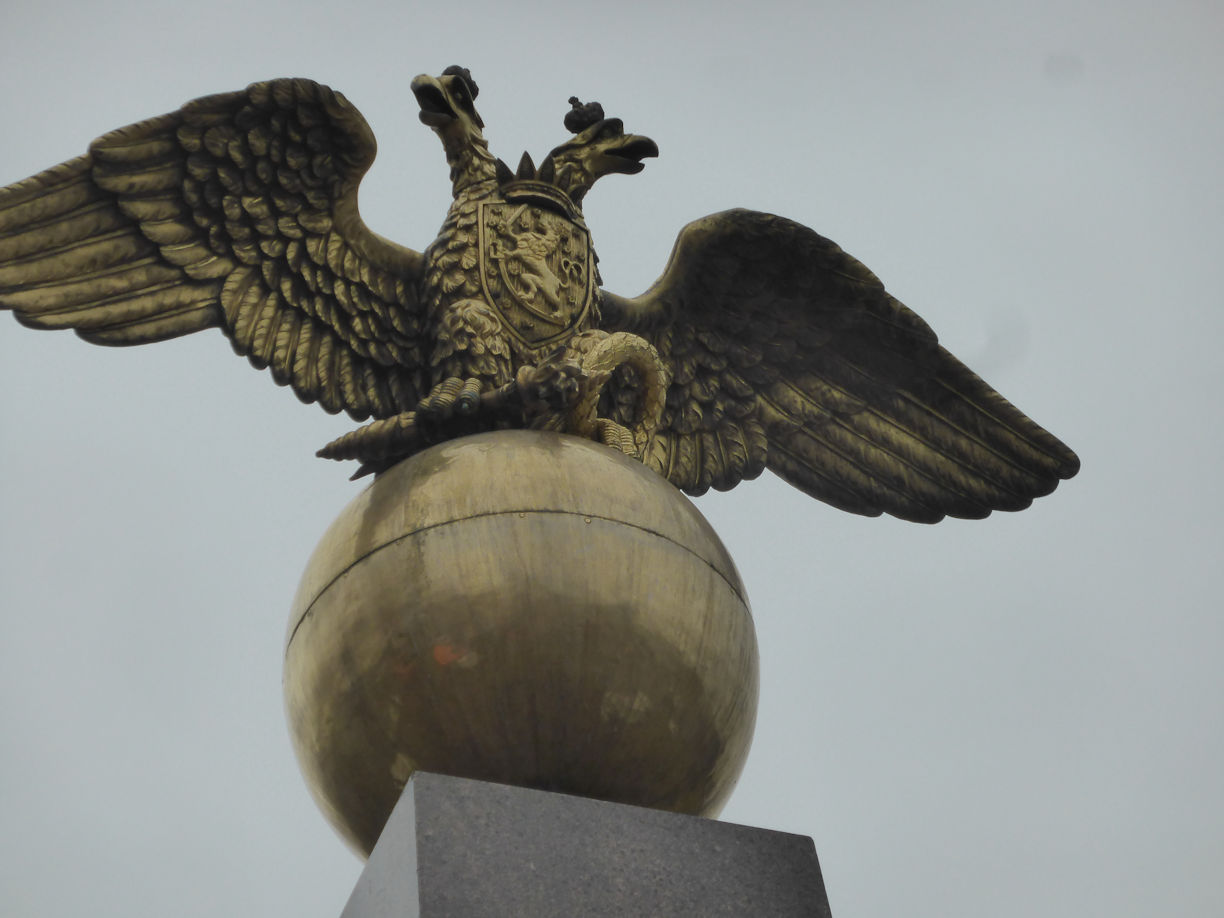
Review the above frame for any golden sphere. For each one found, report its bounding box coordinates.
[284,431,758,856]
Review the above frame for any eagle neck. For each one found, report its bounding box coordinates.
[448,135,498,196]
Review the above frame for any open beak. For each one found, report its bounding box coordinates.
[599,133,659,175]
[411,75,457,128]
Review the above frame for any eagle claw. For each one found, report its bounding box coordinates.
[416,377,474,424]
[515,360,586,417]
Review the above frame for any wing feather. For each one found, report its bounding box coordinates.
[293,317,321,396]
[39,282,215,330]
[602,209,1078,521]
[270,308,300,386]
[79,304,218,346]
[248,289,283,368]
[0,259,178,313]
[0,78,428,419]
[221,267,260,344]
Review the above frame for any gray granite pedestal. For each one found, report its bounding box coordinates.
[341,773,832,917]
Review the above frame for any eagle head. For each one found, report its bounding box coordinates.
[411,65,483,131]
[542,101,658,205]
[411,66,495,193]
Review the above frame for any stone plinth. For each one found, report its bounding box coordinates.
[342,772,832,917]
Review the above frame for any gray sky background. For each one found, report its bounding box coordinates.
[1,1,1220,916]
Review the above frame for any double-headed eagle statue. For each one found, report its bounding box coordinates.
[0,66,1077,521]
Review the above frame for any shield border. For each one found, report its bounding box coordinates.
[478,201,594,348]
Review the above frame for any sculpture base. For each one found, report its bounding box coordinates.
[341,772,832,917]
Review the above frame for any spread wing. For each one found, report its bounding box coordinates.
[0,79,428,419]
[600,209,1080,522]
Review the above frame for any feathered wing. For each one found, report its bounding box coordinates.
[0,79,428,419]
[600,209,1080,522]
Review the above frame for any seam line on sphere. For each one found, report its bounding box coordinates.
[284,508,745,656]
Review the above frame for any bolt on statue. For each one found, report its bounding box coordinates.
[0,64,1077,519]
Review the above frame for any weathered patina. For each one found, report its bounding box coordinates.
[285,431,758,855]
[0,66,1078,521]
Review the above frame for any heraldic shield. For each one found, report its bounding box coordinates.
[479,201,595,347]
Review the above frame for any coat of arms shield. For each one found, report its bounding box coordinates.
[478,201,595,347]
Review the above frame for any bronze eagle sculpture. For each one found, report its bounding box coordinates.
[0,66,1078,522]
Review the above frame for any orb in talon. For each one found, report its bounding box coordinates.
[283,430,759,857]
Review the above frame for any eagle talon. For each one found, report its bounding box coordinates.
[455,378,484,415]
[416,377,468,423]
[595,418,639,457]
[514,360,586,417]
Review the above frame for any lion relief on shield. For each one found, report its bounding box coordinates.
[479,202,594,346]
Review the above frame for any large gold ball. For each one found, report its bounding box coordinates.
[284,431,758,856]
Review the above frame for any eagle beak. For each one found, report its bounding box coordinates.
[604,133,659,174]
[587,120,658,175]
[411,74,456,128]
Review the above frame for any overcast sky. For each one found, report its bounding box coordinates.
[1,1,1221,916]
